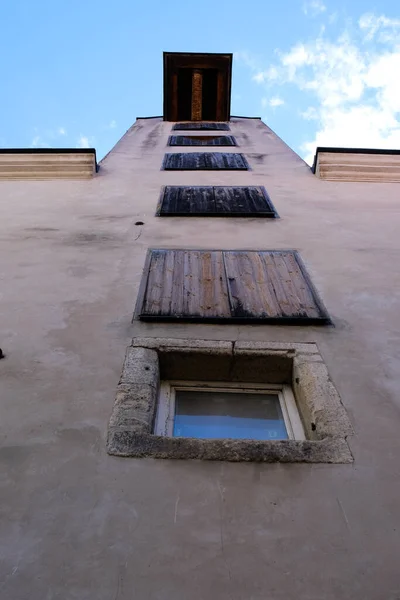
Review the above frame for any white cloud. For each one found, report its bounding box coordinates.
[77,135,91,148]
[303,0,326,17]
[301,106,319,120]
[359,13,400,42]
[262,96,285,108]
[270,97,285,107]
[253,12,400,164]
[58,127,66,136]
[109,120,117,129]
[252,66,279,85]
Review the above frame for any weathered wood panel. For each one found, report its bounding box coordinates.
[159,186,276,217]
[214,186,274,214]
[162,152,248,170]
[140,250,230,318]
[199,251,230,317]
[160,187,215,215]
[223,251,280,318]
[168,135,236,146]
[172,122,230,131]
[140,250,167,317]
[137,250,330,324]
[224,251,327,321]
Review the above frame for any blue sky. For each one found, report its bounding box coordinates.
[1,0,399,163]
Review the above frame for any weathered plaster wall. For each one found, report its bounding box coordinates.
[1,117,400,599]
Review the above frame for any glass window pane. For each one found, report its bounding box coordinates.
[173,390,288,441]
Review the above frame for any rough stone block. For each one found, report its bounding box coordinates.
[119,347,159,387]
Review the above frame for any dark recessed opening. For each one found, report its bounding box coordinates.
[135,221,144,226]
[177,69,192,121]
[164,53,232,122]
[202,69,218,121]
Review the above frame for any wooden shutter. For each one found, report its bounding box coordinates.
[214,187,275,215]
[168,135,236,146]
[138,249,230,319]
[173,122,230,131]
[160,187,215,215]
[158,186,276,217]
[136,250,330,324]
[162,153,248,170]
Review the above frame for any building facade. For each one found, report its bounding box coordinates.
[1,54,400,599]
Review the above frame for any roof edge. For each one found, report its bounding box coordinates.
[0,147,98,171]
[312,146,400,173]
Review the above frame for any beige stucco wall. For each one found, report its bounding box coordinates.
[1,117,400,599]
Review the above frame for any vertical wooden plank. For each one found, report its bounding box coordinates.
[141,250,168,317]
[134,249,153,320]
[200,251,230,317]
[269,252,306,317]
[260,251,291,317]
[159,250,176,315]
[223,251,280,317]
[214,186,234,213]
[281,252,322,318]
[183,250,202,316]
[160,186,176,214]
[182,250,230,317]
[191,69,203,121]
[169,250,185,317]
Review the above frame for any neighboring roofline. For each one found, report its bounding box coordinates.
[136,116,163,120]
[0,147,98,171]
[312,146,400,173]
[231,115,261,119]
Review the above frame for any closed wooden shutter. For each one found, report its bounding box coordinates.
[173,123,230,131]
[168,135,236,146]
[214,187,274,215]
[162,153,249,170]
[160,187,215,215]
[158,186,277,217]
[138,249,230,319]
[136,250,330,324]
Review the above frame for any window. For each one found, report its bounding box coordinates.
[162,152,248,170]
[107,339,354,463]
[163,53,232,121]
[168,135,236,146]
[135,249,330,324]
[172,123,230,131]
[155,381,305,441]
[157,186,277,217]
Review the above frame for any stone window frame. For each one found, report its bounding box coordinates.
[107,338,353,463]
